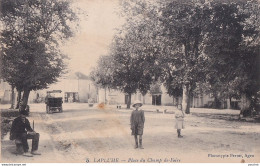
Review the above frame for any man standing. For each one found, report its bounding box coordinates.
[10,110,41,157]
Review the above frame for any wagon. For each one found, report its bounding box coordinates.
[45,90,63,114]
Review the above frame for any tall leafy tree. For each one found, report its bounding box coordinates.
[204,1,260,114]
[92,0,162,108]
[90,55,116,89]
[109,32,150,109]
[204,3,247,108]
[90,55,116,104]
[0,0,78,111]
[159,0,211,113]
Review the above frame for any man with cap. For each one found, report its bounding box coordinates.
[10,110,41,157]
[130,100,145,149]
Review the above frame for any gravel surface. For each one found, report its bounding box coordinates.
[1,103,259,163]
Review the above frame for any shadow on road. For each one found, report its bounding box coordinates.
[191,112,260,123]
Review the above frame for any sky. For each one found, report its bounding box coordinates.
[61,0,125,76]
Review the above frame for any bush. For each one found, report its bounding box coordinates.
[1,109,20,139]
[1,110,20,117]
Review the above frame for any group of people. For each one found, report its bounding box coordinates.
[9,100,184,156]
[130,100,185,149]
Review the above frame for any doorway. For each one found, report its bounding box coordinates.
[65,92,79,103]
[152,95,161,105]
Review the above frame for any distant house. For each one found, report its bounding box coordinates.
[0,79,16,104]
[191,93,240,109]
[173,93,240,109]
[98,83,175,106]
[0,74,240,109]
[0,72,98,104]
[98,83,240,109]
[30,72,98,103]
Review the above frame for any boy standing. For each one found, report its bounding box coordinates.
[130,100,145,149]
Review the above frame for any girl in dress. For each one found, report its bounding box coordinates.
[175,104,185,138]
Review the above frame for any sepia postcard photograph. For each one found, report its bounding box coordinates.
[0,0,259,164]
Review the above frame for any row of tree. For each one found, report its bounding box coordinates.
[91,0,260,115]
[0,0,78,111]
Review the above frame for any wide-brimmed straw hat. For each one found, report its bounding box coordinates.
[132,100,143,107]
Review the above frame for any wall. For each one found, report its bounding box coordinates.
[161,86,174,106]
[28,78,98,103]
[97,84,174,106]
[107,89,125,105]
[0,79,17,104]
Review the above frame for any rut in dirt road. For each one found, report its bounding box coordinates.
[39,111,91,161]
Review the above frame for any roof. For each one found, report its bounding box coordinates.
[65,72,90,80]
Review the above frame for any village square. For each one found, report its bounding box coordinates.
[0,0,259,164]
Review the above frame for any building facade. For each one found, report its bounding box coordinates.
[0,72,98,104]
[0,79,17,104]
[98,84,174,106]
[0,75,240,109]
[98,84,240,109]
[30,72,98,103]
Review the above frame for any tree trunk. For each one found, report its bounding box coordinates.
[15,90,22,109]
[213,96,217,108]
[213,95,221,109]
[190,93,194,108]
[96,87,99,103]
[104,87,107,104]
[240,93,251,116]
[10,85,15,109]
[182,84,190,114]
[142,94,145,104]
[21,89,30,112]
[127,93,131,109]
[227,97,231,109]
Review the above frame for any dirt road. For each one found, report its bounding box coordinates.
[1,103,259,163]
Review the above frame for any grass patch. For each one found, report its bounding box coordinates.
[191,112,260,123]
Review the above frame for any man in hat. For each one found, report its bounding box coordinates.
[130,100,145,149]
[10,110,41,157]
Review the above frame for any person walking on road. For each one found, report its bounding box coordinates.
[130,100,145,149]
[175,104,185,138]
[10,110,41,157]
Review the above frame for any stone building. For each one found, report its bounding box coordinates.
[0,72,98,104]
[98,83,240,109]
[0,79,16,104]
[30,72,98,103]
[98,83,174,106]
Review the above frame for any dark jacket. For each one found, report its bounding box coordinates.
[10,116,33,140]
[130,109,145,129]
